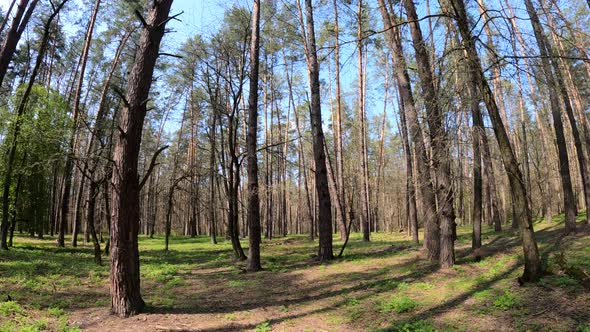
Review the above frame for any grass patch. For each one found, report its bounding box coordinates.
[380,296,418,313]
[493,290,517,310]
[255,321,272,332]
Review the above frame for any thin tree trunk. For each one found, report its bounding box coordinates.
[524,0,576,234]
[449,0,542,282]
[378,0,438,260]
[302,0,333,261]
[331,0,347,242]
[246,0,262,272]
[357,0,370,242]
[66,0,101,248]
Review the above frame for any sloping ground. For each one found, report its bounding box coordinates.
[1,219,589,331]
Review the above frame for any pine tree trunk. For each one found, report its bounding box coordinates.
[303,0,333,261]
[449,0,542,282]
[524,0,576,234]
[331,0,347,242]
[0,0,38,87]
[378,0,438,260]
[403,0,455,268]
[246,0,262,272]
[109,0,173,317]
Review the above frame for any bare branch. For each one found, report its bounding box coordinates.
[139,145,169,189]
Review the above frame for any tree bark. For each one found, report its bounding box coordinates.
[524,0,576,234]
[378,0,438,260]
[448,0,542,282]
[403,0,455,268]
[109,0,173,317]
[246,0,262,272]
[0,0,38,87]
[302,0,333,261]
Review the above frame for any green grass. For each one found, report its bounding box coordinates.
[0,217,588,331]
[493,290,518,311]
[380,296,419,314]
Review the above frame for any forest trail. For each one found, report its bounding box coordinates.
[1,219,589,331]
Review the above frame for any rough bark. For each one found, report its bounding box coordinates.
[109,0,173,317]
[378,0,438,260]
[246,0,262,272]
[303,0,333,261]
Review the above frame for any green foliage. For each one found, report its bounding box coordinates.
[380,296,418,313]
[255,321,272,332]
[48,307,65,317]
[493,290,517,310]
[0,301,23,316]
[346,298,360,306]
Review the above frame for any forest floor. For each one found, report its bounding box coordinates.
[1,216,590,332]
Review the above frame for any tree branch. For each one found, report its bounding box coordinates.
[139,145,169,189]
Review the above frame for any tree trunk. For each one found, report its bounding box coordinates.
[331,0,347,242]
[378,0,438,260]
[109,0,173,317]
[524,0,576,234]
[303,0,333,261]
[395,81,418,243]
[0,0,38,87]
[246,0,262,272]
[449,0,542,282]
[357,0,371,242]
[65,0,101,248]
[403,0,455,268]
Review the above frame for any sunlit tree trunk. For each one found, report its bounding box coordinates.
[109,0,173,316]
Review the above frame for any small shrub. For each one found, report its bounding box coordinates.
[554,275,579,287]
[255,321,272,332]
[48,307,65,317]
[381,296,418,313]
[493,290,517,310]
[0,301,24,316]
[228,280,245,288]
[346,298,360,306]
